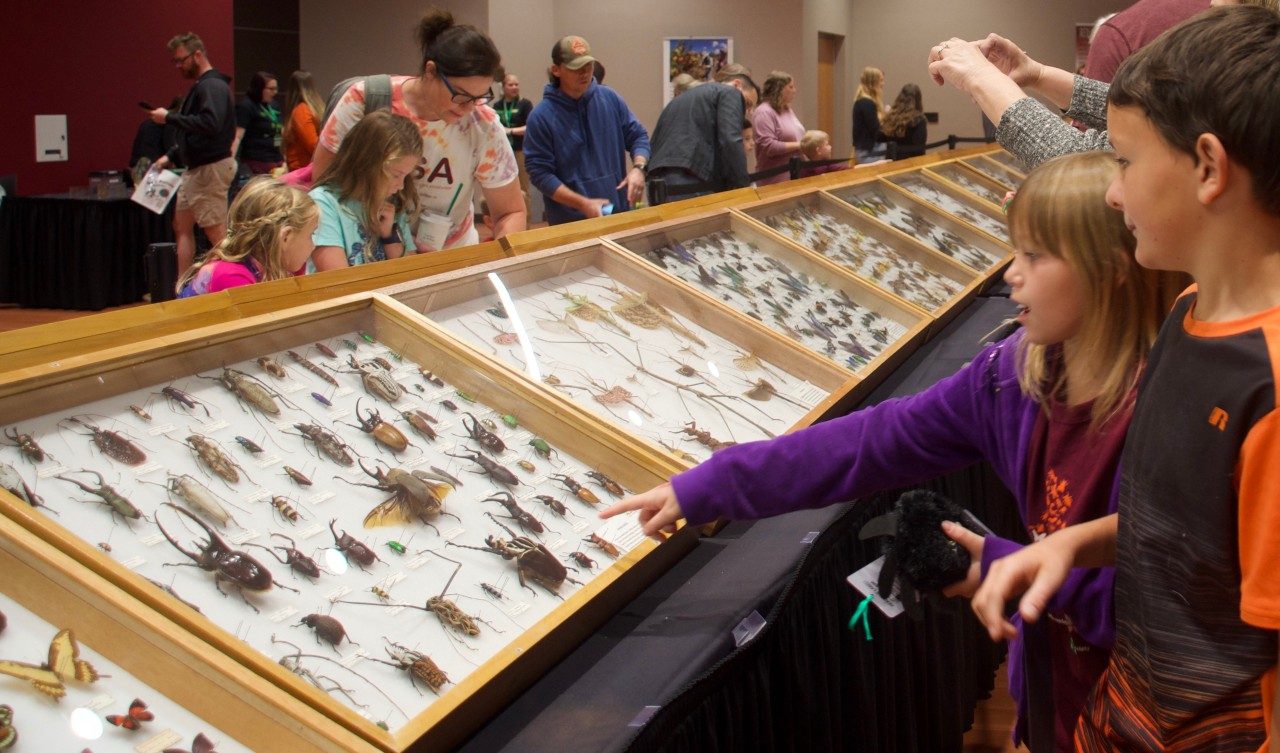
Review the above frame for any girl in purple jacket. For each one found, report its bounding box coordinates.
[602,151,1185,753]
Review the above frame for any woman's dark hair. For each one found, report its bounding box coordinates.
[248,71,277,103]
[417,8,501,77]
[881,83,924,139]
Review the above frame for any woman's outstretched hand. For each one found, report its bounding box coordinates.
[599,482,686,541]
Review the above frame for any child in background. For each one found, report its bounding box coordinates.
[798,129,850,176]
[603,151,1185,753]
[971,8,1280,751]
[309,110,422,272]
[175,176,318,297]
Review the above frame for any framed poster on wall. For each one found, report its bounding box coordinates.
[662,37,733,105]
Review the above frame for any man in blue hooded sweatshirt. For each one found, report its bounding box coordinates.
[522,35,651,225]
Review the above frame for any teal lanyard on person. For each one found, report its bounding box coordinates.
[847,593,875,641]
[498,98,516,128]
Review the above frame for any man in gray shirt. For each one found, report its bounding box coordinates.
[646,73,758,201]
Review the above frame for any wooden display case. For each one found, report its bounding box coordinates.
[882,170,1012,245]
[959,155,1024,190]
[826,180,1011,276]
[381,240,858,465]
[734,190,983,321]
[983,149,1029,176]
[925,162,1009,209]
[0,292,694,752]
[0,513,368,752]
[603,210,930,380]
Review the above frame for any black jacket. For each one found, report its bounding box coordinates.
[165,69,235,169]
[648,83,748,190]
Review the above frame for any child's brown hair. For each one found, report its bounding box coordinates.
[1110,5,1280,214]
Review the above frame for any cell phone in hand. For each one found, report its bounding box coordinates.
[138,101,155,110]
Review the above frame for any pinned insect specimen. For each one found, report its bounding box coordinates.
[0,705,13,748]
[429,465,464,489]
[420,368,445,388]
[291,422,355,466]
[400,409,438,441]
[162,732,218,753]
[56,469,142,523]
[344,400,411,453]
[359,331,377,344]
[0,610,5,634]
[106,698,154,730]
[287,350,340,387]
[156,503,297,609]
[283,465,313,487]
[337,355,403,403]
[297,613,357,649]
[567,550,597,571]
[527,437,559,462]
[483,495,543,535]
[551,474,600,505]
[448,448,520,487]
[584,532,621,559]
[2,427,47,463]
[367,639,450,695]
[369,585,393,602]
[516,459,536,473]
[532,494,576,519]
[129,404,153,422]
[342,552,492,638]
[0,628,99,699]
[460,412,505,454]
[480,581,507,601]
[742,378,808,408]
[145,473,237,528]
[315,342,338,359]
[328,519,382,570]
[608,288,706,345]
[251,533,321,579]
[560,291,630,336]
[159,385,212,416]
[585,470,624,497]
[258,497,293,530]
[179,433,246,484]
[0,462,45,508]
[440,399,459,412]
[234,435,264,454]
[200,367,289,416]
[272,636,400,715]
[147,578,203,613]
[59,416,147,465]
[678,421,736,452]
[449,516,577,597]
[311,392,333,408]
[338,460,458,532]
[386,539,408,555]
[257,355,289,379]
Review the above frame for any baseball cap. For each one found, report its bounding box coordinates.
[553,36,595,70]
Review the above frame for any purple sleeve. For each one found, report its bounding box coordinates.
[671,344,1005,525]
[203,260,258,293]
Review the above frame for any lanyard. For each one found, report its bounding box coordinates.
[498,98,517,127]
[259,103,280,128]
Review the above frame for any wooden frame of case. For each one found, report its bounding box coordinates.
[824,179,1012,277]
[0,513,370,752]
[0,292,696,753]
[983,149,1029,175]
[379,239,863,451]
[879,169,1012,245]
[732,189,984,328]
[601,210,931,382]
[959,155,1024,190]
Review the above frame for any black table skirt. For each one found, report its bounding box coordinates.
[0,195,173,309]
[457,295,1025,753]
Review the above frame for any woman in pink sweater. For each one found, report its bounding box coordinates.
[751,70,804,186]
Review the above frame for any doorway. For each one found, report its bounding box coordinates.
[817,32,844,153]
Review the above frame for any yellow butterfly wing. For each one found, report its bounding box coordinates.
[47,628,99,684]
[0,658,64,699]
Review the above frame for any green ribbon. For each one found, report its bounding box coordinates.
[847,592,875,641]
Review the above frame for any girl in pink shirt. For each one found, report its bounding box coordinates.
[176,176,318,297]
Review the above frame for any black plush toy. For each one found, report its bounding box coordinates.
[858,489,993,611]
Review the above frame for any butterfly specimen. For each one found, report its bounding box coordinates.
[0,628,99,699]
[106,697,154,730]
[163,733,218,753]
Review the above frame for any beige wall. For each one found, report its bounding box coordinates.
[300,0,489,93]
[302,0,1123,161]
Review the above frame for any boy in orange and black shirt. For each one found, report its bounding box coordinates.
[972,7,1280,751]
